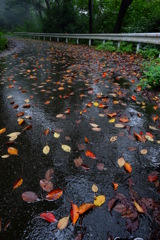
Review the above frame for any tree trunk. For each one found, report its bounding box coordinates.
[89,0,93,33]
[114,0,133,33]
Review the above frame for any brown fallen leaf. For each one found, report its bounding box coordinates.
[40,179,53,192]
[57,216,70,230]
[133,132,146,143]
[45,168,54,180]
[74,157,83,167]
[70,203,79,225]
[22,191,39,203]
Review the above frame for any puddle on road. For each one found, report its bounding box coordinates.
[0,40,160,240]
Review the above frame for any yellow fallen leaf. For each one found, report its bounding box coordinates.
[43,145,50,155]
[145,135,154,141]
[134,201,144,213]
[117,157,125,167]
[61,145,71,152]
[57,216,70,230]
[94,195,105,206]
[93,102,99,107]
[109,118,115,123]
[92,184,98,193]
[54,132,60,138]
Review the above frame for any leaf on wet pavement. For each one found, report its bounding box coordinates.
[44,129,50,136]
[148,172,158,182]
[43,145,50,155]
[117,157,125,168]
[40,179,53,192]
[85,150,96,159]
[133,201,144,213]
[54,132,60,138]
[140,149,147,155]
[8,147,18,155]
[74,157,83,167]
[40,212,57,223]
[78,203,95,215]
[61,144,71,152]
[113,182,118,191]
[22,191,39,203]
[46,189,63,201]
[45,168,54,180]
[13,178,23,190]
[94,195,105,207]
[57,216,70,230]
[124,162,132,173]
[92,184,98,193]
[0,128,6,135]
[89,123,98,128]
[70,203,79,225]
[110,136,117,142]
[115,123,125,128]
[1,154,10,159]
[133,132,146,142]
[107,112,117,118]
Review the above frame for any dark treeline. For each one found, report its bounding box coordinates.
[0,0,160,33]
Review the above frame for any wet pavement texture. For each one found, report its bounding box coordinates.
[0,39,160,240]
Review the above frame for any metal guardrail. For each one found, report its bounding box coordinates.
[14,32,160,52]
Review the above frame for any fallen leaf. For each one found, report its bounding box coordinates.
[1,154,10,159]
[140,149,148,155]
[40,179,53,192]
[92,127,101,131]
[44,100,50,105]
[134,201,144,213]
[107,112,117,118]
[57,216,70,230]
[113,182,118,191]
[148,172,158,182]
[46,189,63,201]
[74,157,83,167]
[117,157,125,167]
[23,104,31,108]
[124,162,132,173]
[45,168,54,180]
[94,195,105,207]
[115,123,125,128]
[70,203,79,225]
[43,145,50,155]
[109,118,115,123]
[81,164,90,170]
[119,117,129,123]
[13,178,23,190]
[23,124,32,131]
[78,203,95,214]
[110,136,118,142]
[92,184,98,193]
[0,128,6,135]
[16,112,24,117]
[18,118,24,125]
[56,114,64,118]
[133,132,146,143]
[131,95,136,101]
[44,129,50,136]
[40,212,57,223]
[153,116,158,122]
[89,123,98,128]
[54,132,60,138]
[61,144,71,152]
[8,147,18,155]
[22,191,39,203]
[85,150,96,159]
[97,163,104,171]
[84,137,89,143]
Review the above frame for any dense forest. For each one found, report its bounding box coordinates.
[0,0,160,33]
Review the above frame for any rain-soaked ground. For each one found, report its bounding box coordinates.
[0,38,160,240]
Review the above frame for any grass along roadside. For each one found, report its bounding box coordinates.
[0,32,7,52]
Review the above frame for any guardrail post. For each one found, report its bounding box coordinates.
[89,39,91,46]
[136,43,140,52]
[77,39,79,44]
[118,41,121,49]
[57,37,59,42]
[103,40,105,44]
[66,38,68,43]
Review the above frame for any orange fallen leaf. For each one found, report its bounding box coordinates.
[124,162,132,173]
[85,150,96,159]
[119,117,129,123]
[17,112,24,117]
[18,118,24,125]
[0,128,6,135]
[113,182,118,191]
[44,100,50,105]
[134,201,144,213]
[133,132,146,143]
[13,178,23,190]
[152,116,158,122]
[8,147,18,155]
[131,95,136,101]
[84,137,89,143]
[46,189,63,201]
[23,104,31,108]
[23,124,32,131]
[107,112,117,118]
[44,129,50,136]
[70,203,79,225]
[78,203,95,215]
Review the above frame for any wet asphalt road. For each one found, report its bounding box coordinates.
[0,39,160,240]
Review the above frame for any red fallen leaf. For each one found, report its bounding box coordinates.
[124,162,132,173]
[108,198,118,212]
[13,178,23,190]
[23,104,31,108]
[102,97,109,102]
[44,129,50,136]
[133,132,146,143]
[13,104,19,109]
[98,103,107,108]
[22,191,39,203]
[17,112,24,117]
[45,168,54,180]
[79,203,94,215]
[146,132,154,138]
[70,203,79,225]
[131,95,136,101]
[23,124,32,131]
[86,102,92,107]
[85,150,96,159]
[40,212,57,223]
[148,172,158,182]
[46,189,63,201]
[77,144,86,151]
[102,72,107,78]
[65,108,70,114]
[81,164,90,170]
[40,179,53,192]
[82,109,87,113]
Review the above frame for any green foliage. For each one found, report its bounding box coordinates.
[138,48,159,59]
[116,42,133,53]
[96,41,116,52]
[0,32,7,51]
[140,59,160,89]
